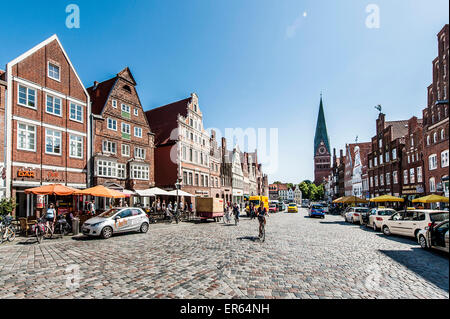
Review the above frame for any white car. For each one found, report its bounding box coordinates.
[417,220,449,252]
[344,207,369,224]
[82,207,150,239]
[381,210,449,240]
[367,208,396,231]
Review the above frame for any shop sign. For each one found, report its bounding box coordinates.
[36,195,44,209]
[48,172,59,178]
[18,169,35,178]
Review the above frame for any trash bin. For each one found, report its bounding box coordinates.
[72,218,80,236]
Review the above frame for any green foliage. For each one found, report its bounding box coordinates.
[299,181,325,201]
[0,198,17,217]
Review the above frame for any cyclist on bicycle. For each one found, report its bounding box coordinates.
[257,204,267,235]
[45,203,56,231]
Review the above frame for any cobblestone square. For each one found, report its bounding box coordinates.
[0,209,448,299]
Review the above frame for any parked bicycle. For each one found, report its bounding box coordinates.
[0,216,16,244]
[33,218,54,244]
[54,214,71,236]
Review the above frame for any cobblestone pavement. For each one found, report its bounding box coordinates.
[0,209,448,299]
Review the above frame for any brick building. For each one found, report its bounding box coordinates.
[4,35,90,217]
[344,142,371,198]
[87,67,155,205]
[220,137,233,203]
[0,70,6,198]
[400,116,426,201]
[209,130,222,199]
[368,113,408,198]
[422,24,449,199]
[331,148,345,199]
[268,183,279,201]
[145,93,211,197]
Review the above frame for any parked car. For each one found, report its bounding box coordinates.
[365,208,396,231]
[269,203,278,213]
[277,202,286,211]
[344,207,369,224]
[308,204,325,218]
[417,220,449,252]
[82,207,149,239]
[381,210,449,240]
[287,203,298,213]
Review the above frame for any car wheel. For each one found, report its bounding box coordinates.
[101,226,113,239]
[140,222,149,233]
[373,222,377,231]
[382,225,391,236]
[419,235,428,249]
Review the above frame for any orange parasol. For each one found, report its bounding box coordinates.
[25,184,78,196]
[74,185,126,198]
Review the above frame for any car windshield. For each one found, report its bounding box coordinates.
[99,209,119,218]
[430,212,449,222]
[379,210,394,216]
[355,208,369,213]
[289,204,296,207]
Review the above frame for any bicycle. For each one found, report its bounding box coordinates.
[0,216,16,244]
[33,218,54,244]
[54,215,71,236]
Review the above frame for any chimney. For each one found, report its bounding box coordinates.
[93,81,99,90]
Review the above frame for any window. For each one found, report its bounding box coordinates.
[409,168,415,184]
[46,94,62,116]
[69,135,83,158]
[379,155,383,165]
[374,157,378,166]
[188,172,193,185]
[102,140,116,154]
[17,123,36,151]
[426,135,430,146]
[433,132,438,143]
[121,104,130,113]
[122,144,130,157]
[112,100,117,108]
[122,123,131,139]
[410,136,414,147]
[417,166,423,183]
[403,170,408,185]
[378,139,382,148]
[441,129,445,140]
[135,147,145,159]
[131,165,149,180]
[69,103,83,122]
[374,175,378,187]
[182,146,187,160]
[407,155,410,164]
[385,152,390,162]
[183,171,188,185]
[441,150,449,168]
[392,148,397,160]
[369,159,372,168]
[134,127,142,138]
[45,129,62,155]
[393,171,398,184]
[380,174,384,186]
[48,62,60,81]
[189,148,193,161]
[107,118,117,131]
[386,172,391,185]
[18,85,36,108]
[205,176,208,187]
[429,154,438,170]
[429,177,436,193]
[134,108,138,116]
[97,160,116,177]
[195,174,199,186]
[117,164,126,179]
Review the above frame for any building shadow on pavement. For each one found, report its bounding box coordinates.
[379,248,449,293]
[319,220,350,226]
[375,233,417,245]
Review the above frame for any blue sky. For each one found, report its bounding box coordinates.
[1,0,448,183]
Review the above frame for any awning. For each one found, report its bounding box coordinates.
[340,196,368,204]
[25,184,78,196]
[135,187,171,197]
[166,189,196,197]
[370,195,404,203]
[121,189,136,197]
[412,194,449,204]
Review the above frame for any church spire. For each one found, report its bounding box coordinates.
[314,95,330,155]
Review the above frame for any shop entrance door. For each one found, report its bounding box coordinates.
[15,191,27,218]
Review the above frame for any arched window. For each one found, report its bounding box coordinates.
[429,177,436,193]
[441,129,445,140]
[433,132,438,143]
[427,135,430,145]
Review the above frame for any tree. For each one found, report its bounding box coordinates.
[299,181,310,199]
[0,198,17,217]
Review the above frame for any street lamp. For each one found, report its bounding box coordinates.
[175,179,182,214]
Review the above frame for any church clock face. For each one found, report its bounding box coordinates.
[319,146,326,155]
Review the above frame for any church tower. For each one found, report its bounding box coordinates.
[313,95,331,185]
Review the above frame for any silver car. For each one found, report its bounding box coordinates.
[82,207,149,239]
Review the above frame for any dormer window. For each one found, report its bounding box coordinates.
[123,85,132,93]
[48,62,60,81]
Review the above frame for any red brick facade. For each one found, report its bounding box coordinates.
[4,35,89,216]
[422,24,449,197]
[88,68,155,192]
[0,71,6,197]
